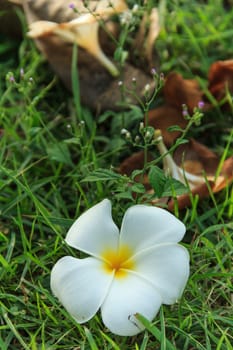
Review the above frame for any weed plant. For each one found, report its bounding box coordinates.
[0,0,232,349]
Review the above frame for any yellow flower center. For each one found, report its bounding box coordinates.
[101,245,134,278]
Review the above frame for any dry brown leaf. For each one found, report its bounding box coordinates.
[119,136,233,211]
[19,0,158,112]
[148,105,187,146]
[164,72,204,112]
[27,1,128,77]
[167,155,233,211]
[173,138,219,175]
[207,59,233,105]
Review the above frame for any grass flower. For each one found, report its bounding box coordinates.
[51,199,189,336]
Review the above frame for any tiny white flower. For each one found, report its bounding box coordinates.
[132,4,139,13]
[120,10,133,25]
[139,121,144,131]
[120,128,128,135]
[144,83,151,94]
[51,199,189,336]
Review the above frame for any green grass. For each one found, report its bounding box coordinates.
[0,0,233,349]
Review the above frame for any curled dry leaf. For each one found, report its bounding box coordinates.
[148,105,187,146]
[207,59,233,106]
[163,72,204,112]
[120,135,233,211]
[27,0,128,77]
[167,154,233,211]
[158,136,233,210]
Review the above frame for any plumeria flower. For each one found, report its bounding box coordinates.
[51,199,189,336]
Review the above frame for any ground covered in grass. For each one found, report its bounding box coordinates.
[0,0,233,349]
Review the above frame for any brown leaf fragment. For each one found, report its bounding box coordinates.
[148,106,187,146]
[119,135,233,212]
[33,34,154,112]
[164,72,203,112]
[167,155,233,211]
[119,151,144,176]
[173,138,219,175]
[208,59,233,104]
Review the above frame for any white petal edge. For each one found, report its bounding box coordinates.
[119,205,186,253]
[50,256,114,323]
[65,199,119,258]
[101,272,162,336]
[131,243,190,304]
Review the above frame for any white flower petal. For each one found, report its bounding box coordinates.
[120,205,186,252]
[51,256,114,323]
[65,199,119,258]
[133,244,190,304]
[101,273,162,336]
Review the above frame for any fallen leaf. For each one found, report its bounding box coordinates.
[19,0,159,112]
[119,134,233,211]
[164,72,204,112]
[207,59,233,106]
[148,105,187,146]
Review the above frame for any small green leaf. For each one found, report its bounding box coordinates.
[131,183,145,194]
[175,138,189,146]
[148,166,167,197]
[82,168,122,182]
[167,125,184,132]
[148,166,188,198]
[162,177,188,197]
[46,142,73,165]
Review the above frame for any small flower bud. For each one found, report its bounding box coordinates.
[182,109,189,117]
[198,101,205,109]
[20,68,24,78]
[151,68,157,76]
[125,131,131,140]
[145,131,152,141]
[79,120,85,127]
[159,72,164,81]
[69,3,77,11]
[182,104,188,118]
[132,4,139,13]
[120,11,132,25]
[134,135,140,144]
[139,122,144,132]
[121,128,128,135]
[144,84,151,93]
[9,74,15,83]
